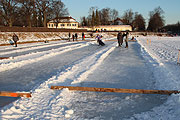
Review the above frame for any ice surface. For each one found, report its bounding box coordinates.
[0,35,180,119]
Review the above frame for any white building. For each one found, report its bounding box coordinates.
[47,16,79,29]
[47,16,132,31]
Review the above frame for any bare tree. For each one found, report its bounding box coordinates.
[0,0,19,27]
[18,0,35,27]
[122,9,134,25]
[0,8,3,25]
[110,9,119,24]
[36,0,53,27]
[52,0,69,28]
[52,0,68,18]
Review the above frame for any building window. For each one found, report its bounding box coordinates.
[51,24,53,27]
[61,24,65,26]
[67,24,71,26]
[49,24,50,27]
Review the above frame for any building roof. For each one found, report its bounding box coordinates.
[114,18,123,22]
[48,16,78,23]
[94,25,131,28]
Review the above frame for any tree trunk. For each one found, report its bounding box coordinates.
[27,15,32,28]
[43,11,47,27]
[9,18,13,27]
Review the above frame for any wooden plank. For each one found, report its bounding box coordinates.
[0,91,31,98]
[177,49,180,65]
[51,86,180,95]
[0,57,10,60]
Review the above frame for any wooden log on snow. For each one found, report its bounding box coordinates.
[0,57,10,60]
[0,91,31,98]
[50,86,180,95]
[177,49,180,65]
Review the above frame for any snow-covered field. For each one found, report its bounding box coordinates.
[0,34,180,119]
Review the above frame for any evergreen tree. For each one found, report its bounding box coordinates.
[91,10,95,26]
[133,13,146,31]
[95,9,100,26]
[100,8,110,25]
[147,7,165,32]
[80,16,87,26]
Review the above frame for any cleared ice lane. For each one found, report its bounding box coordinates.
[0,41,85,58]
[69,42,167,120]
[0,42,110,108]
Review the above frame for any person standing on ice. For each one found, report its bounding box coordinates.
[12,33,19,47]
[75,33,78,41]
[124,31,129,48]
[117,32,123,47]
[82,32,85,40]
[68,32,71,41]
[72,34,75,41]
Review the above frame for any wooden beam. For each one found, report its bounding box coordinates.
[51,86,180,95]
[0,57,10,60]
[0,91,31,98]
[177,49,180,65]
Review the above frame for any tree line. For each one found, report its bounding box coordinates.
[80,6,167,32]
[1,1,179,33]
[0,0,69,27]
[162,22,180,34]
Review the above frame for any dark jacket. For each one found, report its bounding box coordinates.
[117,32,123,44]
[13,34,19,42]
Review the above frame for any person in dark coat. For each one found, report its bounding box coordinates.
[82,32,85,40]
[12,33,19,47]
[117,32,123,47]
[75,33,78,41]
[69,32,71,41]
[72,34,75,41]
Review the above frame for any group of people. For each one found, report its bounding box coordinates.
[69,32,85,41]
[11,32,129,48]
[117,31,129,48]
[95,31,129,47]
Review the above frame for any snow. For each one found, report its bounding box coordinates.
[0,34,180,119]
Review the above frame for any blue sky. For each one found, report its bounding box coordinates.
[61,0,180,25]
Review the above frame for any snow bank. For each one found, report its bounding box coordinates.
[126,36,180,120]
